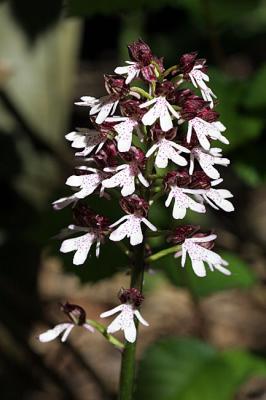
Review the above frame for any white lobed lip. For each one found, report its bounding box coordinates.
[100,303,149,343]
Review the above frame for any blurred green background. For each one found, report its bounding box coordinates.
[0,0,266,399]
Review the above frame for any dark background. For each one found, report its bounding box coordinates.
[0,0,266,399]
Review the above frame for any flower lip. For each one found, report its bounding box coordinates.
[118,287,144,307]
[120,195,149,218]
[61,302,86,325]
[167,224,200,244]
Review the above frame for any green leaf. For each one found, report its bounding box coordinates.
[151,251,256,297]
[136,338,266,400]
[136,338,216,400]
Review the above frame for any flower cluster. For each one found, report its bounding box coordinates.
[38,290,148,344]
[48,40,233,343]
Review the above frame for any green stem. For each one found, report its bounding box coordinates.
[130,86,153,100]
[145,245,181,263]
[86,319,124,350]
[115,241,132,257]
[162,64,178,78]
[118,241,146,400]
[118,141,153,400]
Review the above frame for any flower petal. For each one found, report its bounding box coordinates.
[106,314,123,334]
[109,221,129,242]
[61,324,75,342]
[160,109,173,132]
[134,310,149,326]
[38,323,73,343]
[60,233,96,266]
[190,259,207,277]
[100,304,124,318]
[129,220,143,246]
[124,318,137,343]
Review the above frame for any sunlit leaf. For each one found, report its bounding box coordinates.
[136,338,266,400]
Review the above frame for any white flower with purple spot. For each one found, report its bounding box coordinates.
[146,138,190,168]
[187,117,229,150]
[75,96,119,125]
[106,116,139,152]
[100,303,148,343]
[175,234,230,277]
[52,168,104,210]
[60,225,102,265]
[65,128,106,157]
[140,96,180,132]
[66,167,104,199]
[189,65,216,108]
[102,163,149,197]
[165,186,206,219]
[189,147,230,179]
[109,214,157,246]
[38,321,94,343]
[201,186,234,212]
[192,179,234,212]
[115,61,140,84]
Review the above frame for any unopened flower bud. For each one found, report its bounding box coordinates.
[128,39,153,64]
